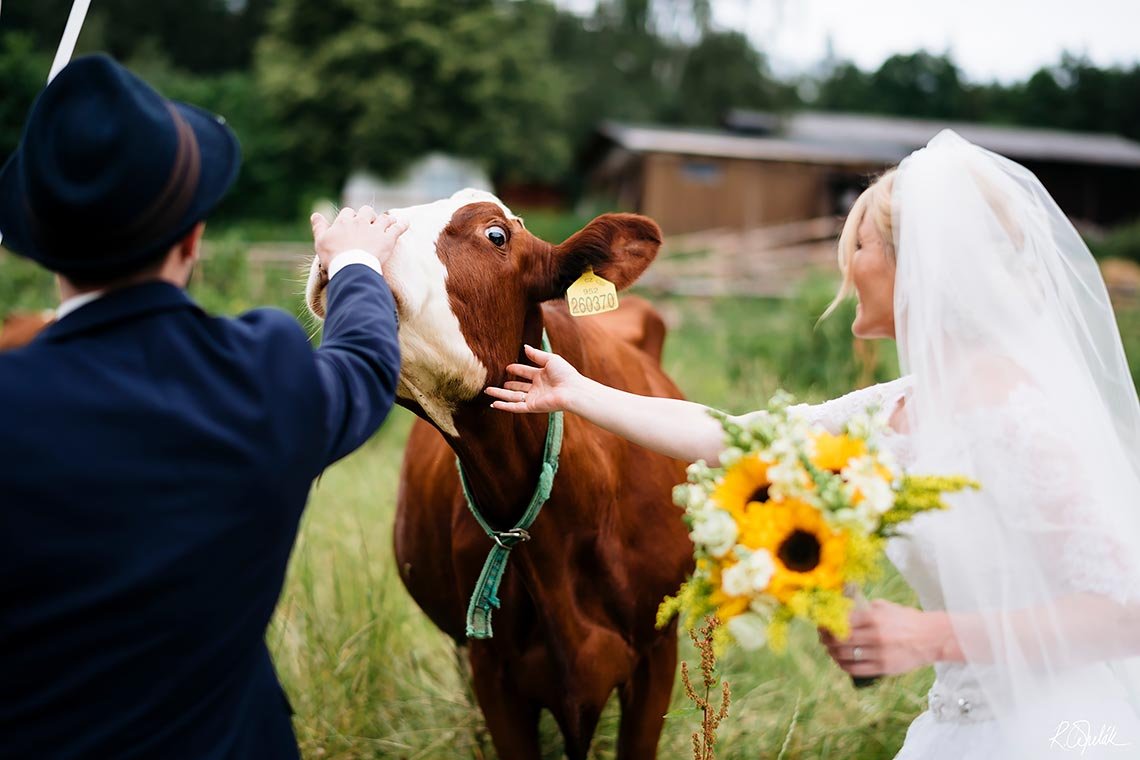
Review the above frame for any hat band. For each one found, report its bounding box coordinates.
[114,103,202,250]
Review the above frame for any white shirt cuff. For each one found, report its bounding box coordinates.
[328,250,383,280]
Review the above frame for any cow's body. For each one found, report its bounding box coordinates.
[307,190,693,758]
[580,295,667,363]
[396,302,690,757]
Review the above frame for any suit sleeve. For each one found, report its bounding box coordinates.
[314,264,401,469]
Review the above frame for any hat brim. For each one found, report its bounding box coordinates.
[0,100,241,273]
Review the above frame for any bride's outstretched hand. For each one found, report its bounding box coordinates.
[485,344,584,414]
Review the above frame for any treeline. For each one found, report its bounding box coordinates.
[3,0,1138,221]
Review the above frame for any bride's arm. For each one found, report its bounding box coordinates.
[485,343,738,463]
[485,344,890,464]
[566,376,737,463]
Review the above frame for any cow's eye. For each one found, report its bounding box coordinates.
[485,226,507,247]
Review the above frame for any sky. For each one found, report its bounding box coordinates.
[557,0,1140,83]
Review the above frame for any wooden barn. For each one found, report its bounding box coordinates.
[583,110,1140,235]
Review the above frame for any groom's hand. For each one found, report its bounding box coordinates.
[311,206,407,273]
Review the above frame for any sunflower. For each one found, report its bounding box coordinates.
[736,502,773,550]
[760,499,847,603]
[810,431,867,472]
[710,453,771,520]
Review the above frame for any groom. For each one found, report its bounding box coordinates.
[0,56,402,757]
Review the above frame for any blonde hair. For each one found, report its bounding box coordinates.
[822,169,897,320]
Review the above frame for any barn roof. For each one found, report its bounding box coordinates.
[597,122,883,166]
[598,111,1140,169]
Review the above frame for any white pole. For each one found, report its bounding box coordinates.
[48,0,93,82]
[0,0,92,249]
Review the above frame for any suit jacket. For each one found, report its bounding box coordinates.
[0,264,400,758]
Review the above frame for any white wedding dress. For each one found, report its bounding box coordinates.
[794,377,1140,759]
[770,130,1140,758]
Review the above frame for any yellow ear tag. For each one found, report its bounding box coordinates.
[566,267,619,317]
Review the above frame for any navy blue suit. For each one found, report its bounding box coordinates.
[0,264,400,759]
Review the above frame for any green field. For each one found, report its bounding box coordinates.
[4,226,1140,759]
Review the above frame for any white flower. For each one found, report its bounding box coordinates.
[686,460,714,483]
[749,595,778,618]
[861,477,896,515]
[689,509,738,558]
[767,458,800,487]
[857,501,880,533]
[726,611,769,650]
[720,547,776,597]
[720,446,745,467]
[768,436,799,461]
[768,457,810,501]
[842,456,897,516]
[875,450,901,482]
[846,406,891,441]
[673,483,708,511]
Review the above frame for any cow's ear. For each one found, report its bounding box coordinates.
[527,213,662,302]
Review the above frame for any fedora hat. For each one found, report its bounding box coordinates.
[0,54,241,276]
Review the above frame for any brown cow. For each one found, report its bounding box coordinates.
[305,190,693,759]
[581,294,667,363]
[0,311,53,351]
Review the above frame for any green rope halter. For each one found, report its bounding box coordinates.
[457,329,564,639]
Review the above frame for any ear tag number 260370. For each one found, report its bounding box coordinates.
[566,267,619,317]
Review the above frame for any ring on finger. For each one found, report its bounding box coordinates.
[852,646,864,662]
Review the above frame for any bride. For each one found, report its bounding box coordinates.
[486,130,1140,757]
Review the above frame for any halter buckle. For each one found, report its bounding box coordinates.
[491,528,532,549]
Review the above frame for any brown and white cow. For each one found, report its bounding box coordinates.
[0,311,53,352]
[306,189,692,759]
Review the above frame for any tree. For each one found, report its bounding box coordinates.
[812,62,873,113]
[124,51,300,221]
[1019,68,1072,127]
[867,52,967,119]
[667,30,790,125]
[548,1,676,147]
[255,0,571,192]
[0,0,271,74]
[0,34,53,163]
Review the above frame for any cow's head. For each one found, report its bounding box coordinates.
[305,189,661,436]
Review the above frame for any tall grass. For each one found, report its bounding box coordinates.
[275,413,931,760]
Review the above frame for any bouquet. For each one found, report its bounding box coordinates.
[658,391,977,653]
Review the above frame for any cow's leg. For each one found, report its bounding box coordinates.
[469,650,542,760]
[616,631,678,759]
[550,701,605,760]
[454,645,493,759]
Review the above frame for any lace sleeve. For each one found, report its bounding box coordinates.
[965,384,1140,603]
[786,377,912,434]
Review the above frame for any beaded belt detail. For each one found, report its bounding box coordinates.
[927,682,993,723]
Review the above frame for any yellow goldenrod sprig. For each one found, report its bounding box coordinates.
[881,476,979,534]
